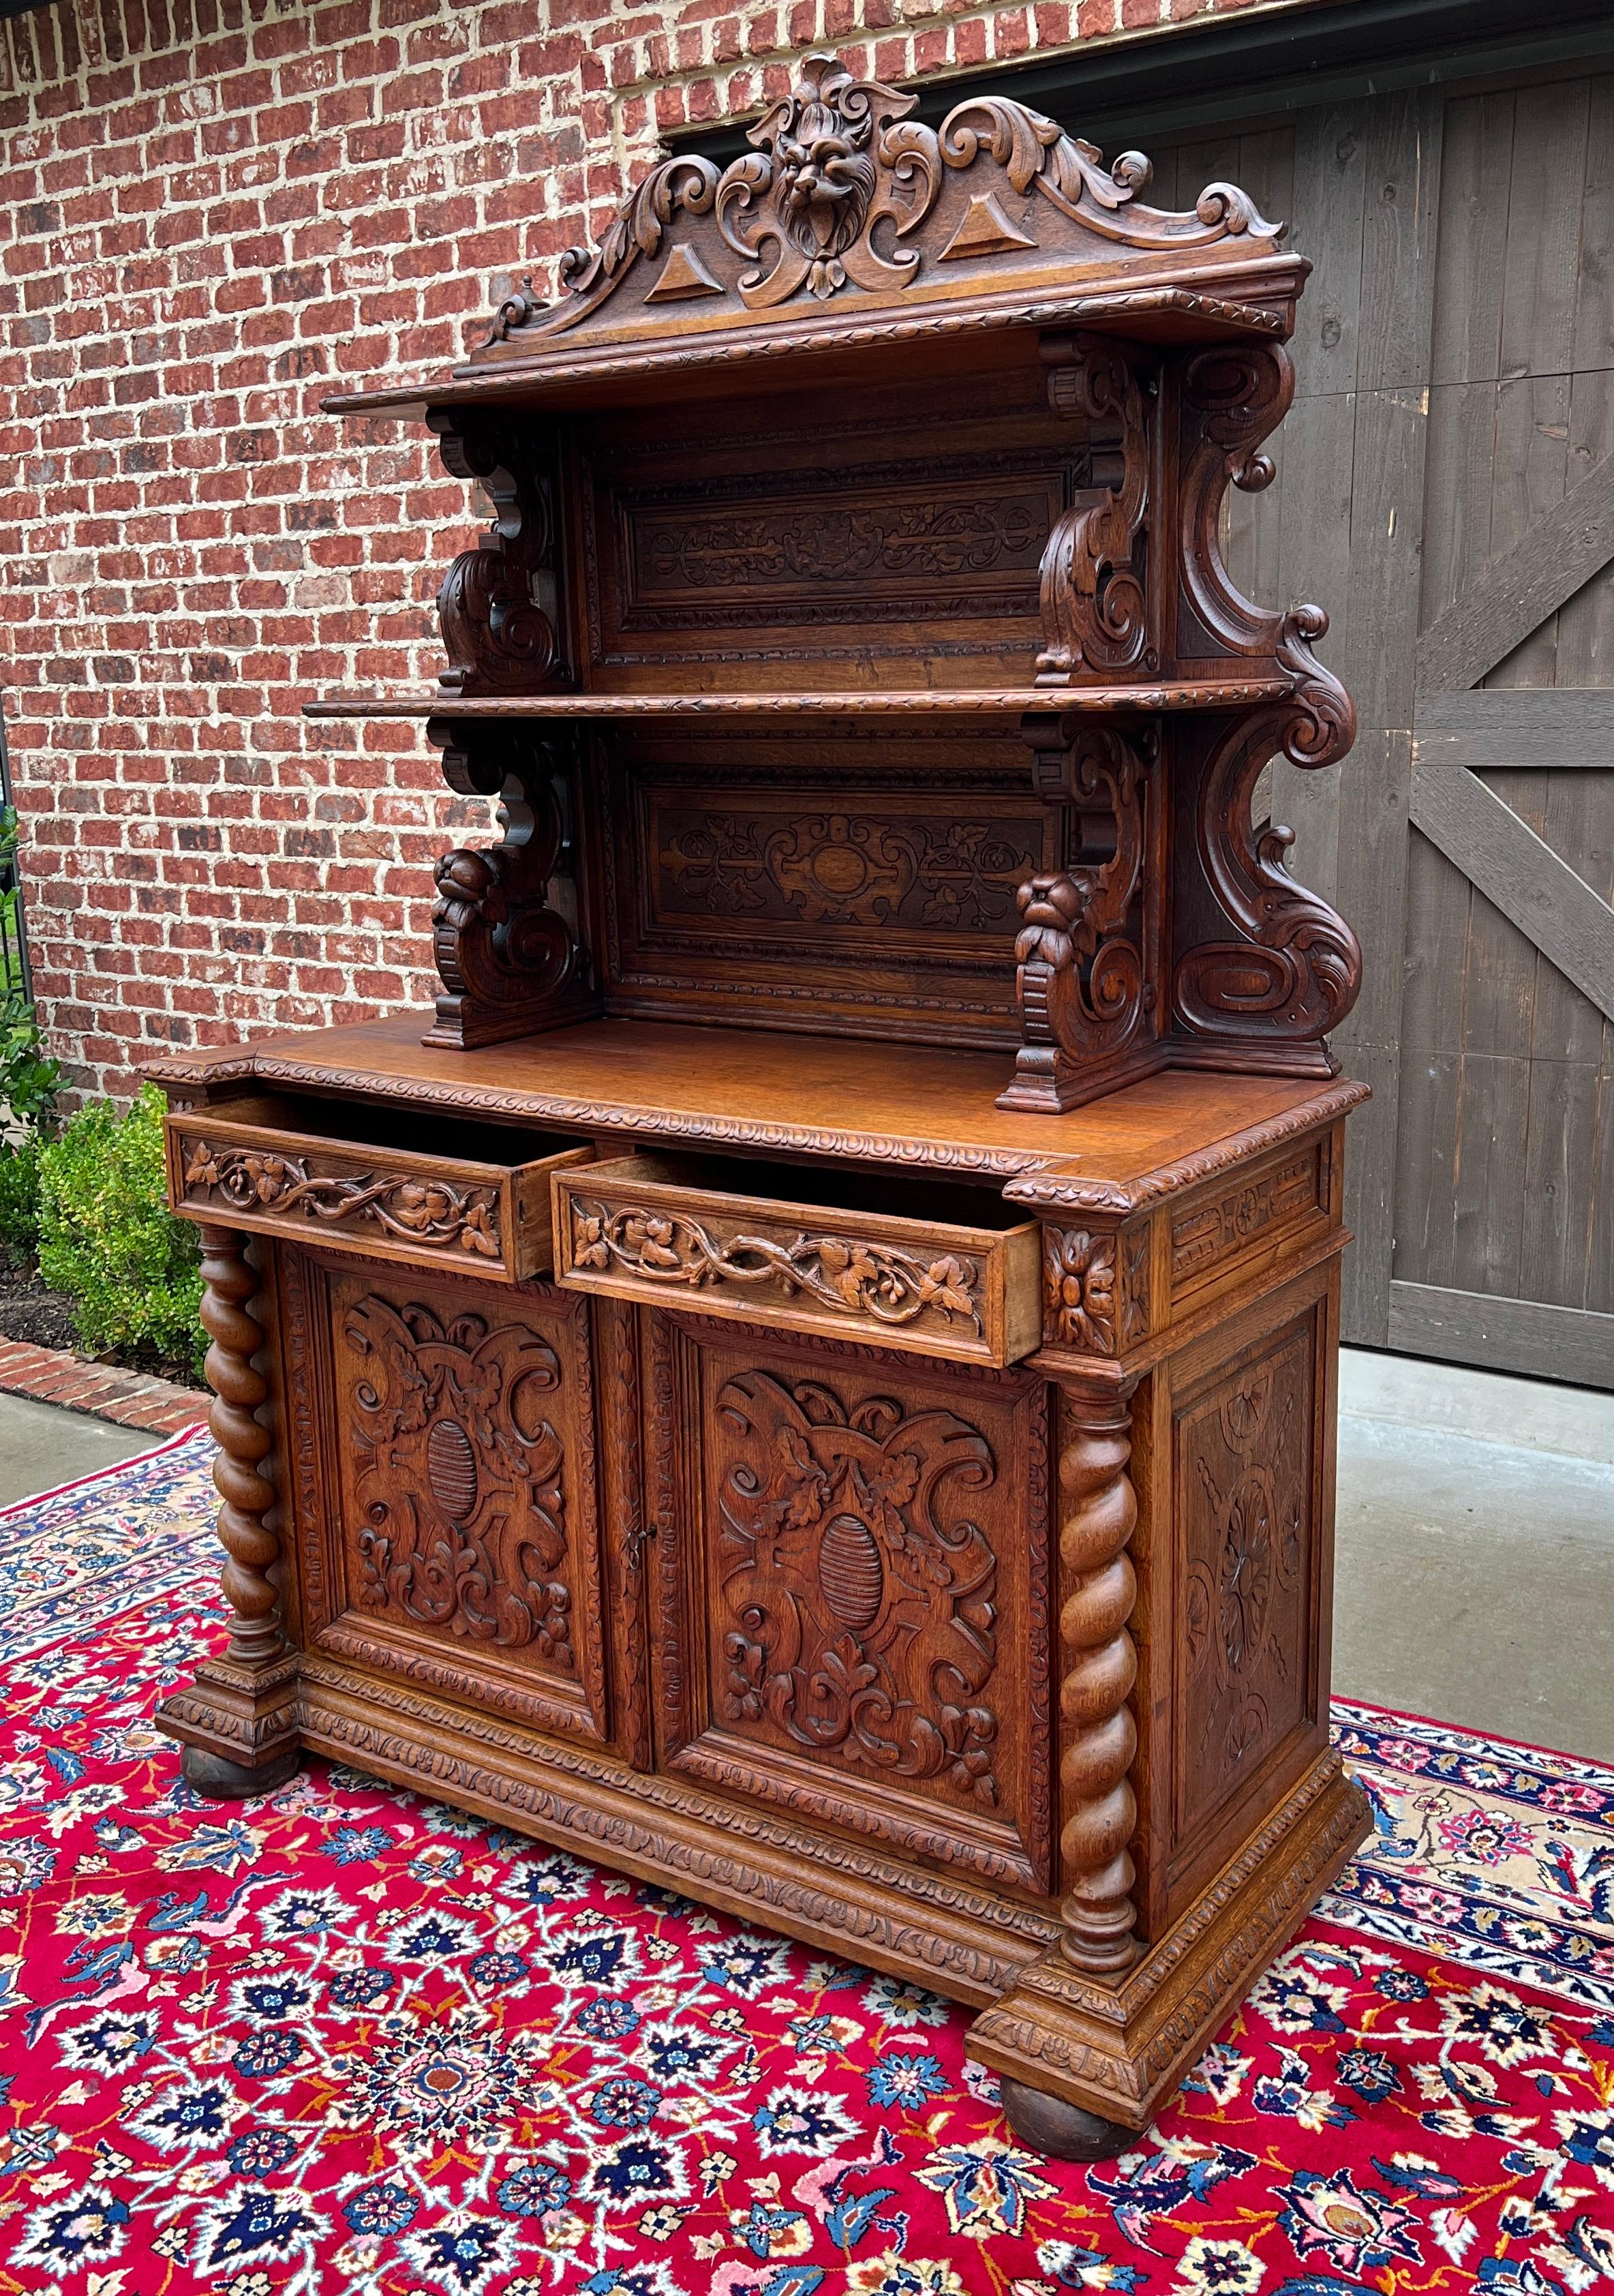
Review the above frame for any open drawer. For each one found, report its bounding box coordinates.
[166,1094,590,1282]
[553,1152,1039,1365]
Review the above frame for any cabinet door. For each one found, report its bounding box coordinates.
[279,1248,610,1743]
[644,1314,1053,1892]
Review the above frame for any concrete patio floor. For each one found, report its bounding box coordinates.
[2,1352,1611,1761]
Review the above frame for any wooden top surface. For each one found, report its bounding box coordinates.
[148,1014,1367,1213]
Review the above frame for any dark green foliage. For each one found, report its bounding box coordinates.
[37,1085,204,1371]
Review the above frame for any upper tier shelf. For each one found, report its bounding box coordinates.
[305,682,1292,724]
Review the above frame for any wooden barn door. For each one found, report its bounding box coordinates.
[1148,69,1614,1388]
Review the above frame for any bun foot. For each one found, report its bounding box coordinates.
[998,2076,1142,2162]
[180,1742,301,1801]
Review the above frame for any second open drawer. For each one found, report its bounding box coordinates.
[553,1152,1040,1365]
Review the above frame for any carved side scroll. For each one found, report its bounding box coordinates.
[1172,622,1361,1061]
[1000,721,1153,1113]
[1035,335,1153,685]
[424,721,600,1051]
[1168,341,1362,1063]
[432,417,562,697]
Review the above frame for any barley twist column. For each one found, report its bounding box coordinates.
[1056,1376,1141,1973]
[155,1224,301,1798]
[200,1226,285,1669]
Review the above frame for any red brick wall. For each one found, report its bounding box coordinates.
[1,0,1309,1100]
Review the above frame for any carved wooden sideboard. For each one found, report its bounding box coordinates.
[151,53,1371,2162]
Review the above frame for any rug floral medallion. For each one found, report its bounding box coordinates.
[1,1432,1611,2296]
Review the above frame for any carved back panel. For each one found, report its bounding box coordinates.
[591,723,1075,1047]
[647,1316,1052,1890]
[287,1256,610,1743]
[568,367,1118,693]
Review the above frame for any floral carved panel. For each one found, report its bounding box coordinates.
[320,1270,608,1738]
[656,1334,1051,1888]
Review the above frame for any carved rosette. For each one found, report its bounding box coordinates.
[425,721,599,1051]
[1054,1380,1140,1972]
[155,1226,301,1797]
[432,416,562,697]
[1036,335,1153,684]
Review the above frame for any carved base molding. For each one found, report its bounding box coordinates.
[294,1655,1056,2005]
[155,1652,303,1800]
[966,1749,1369,2127]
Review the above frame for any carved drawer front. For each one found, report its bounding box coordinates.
[554,1153,1039,1366]
[166,1094,590,1282]
[648,1320,1052,1891]
[285,1256,610,1742]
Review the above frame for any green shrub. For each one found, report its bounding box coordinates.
[38,1084,204,1370]
[0,1134,43,1260]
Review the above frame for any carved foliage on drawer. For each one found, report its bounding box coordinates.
[1176,1320,1316,1841]
[713,1368,1001,1807]
[569,1196,987,1345]
[340,1293,575,1667]
[179,1137,504,1261]
[1170,1144,1326,1301]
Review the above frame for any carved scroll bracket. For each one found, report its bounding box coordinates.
[999,719,1153,1113]
[1035,333,1154,686]
[1054,1374,1141,1973]
[1172,616,1361,1061]
[423,720,601,1051]
[431,415,564,697]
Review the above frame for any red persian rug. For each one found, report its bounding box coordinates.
[2,1429,1611,2296]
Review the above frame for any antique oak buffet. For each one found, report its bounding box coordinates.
[151,55,1371,2162]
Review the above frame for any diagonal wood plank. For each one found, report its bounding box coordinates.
[1413,688,1614,767]
[1414,444,1614,695]
[1410,764,1614,1023]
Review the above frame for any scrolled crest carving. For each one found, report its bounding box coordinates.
[476,48,1288,352]
[716,55,940,306]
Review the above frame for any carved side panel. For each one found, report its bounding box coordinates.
[1173,1314,1318,1871]
[315,1265,609,1741]
[648,1320,1052,1890]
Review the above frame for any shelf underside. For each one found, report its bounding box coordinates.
[305,682,1290,723]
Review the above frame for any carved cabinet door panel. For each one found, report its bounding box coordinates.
[1161,1271,1334,1916]
[281,1249,610,1744]
[644,1313,1053,1893]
